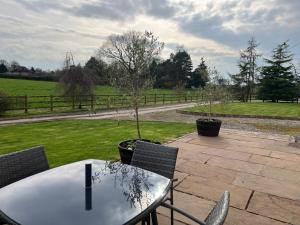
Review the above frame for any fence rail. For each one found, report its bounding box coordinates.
[4,93,202,114]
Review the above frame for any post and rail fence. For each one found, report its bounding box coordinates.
[3,93,203,114]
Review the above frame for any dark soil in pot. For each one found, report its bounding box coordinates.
[118,139,161,164]
[196,118,222,137]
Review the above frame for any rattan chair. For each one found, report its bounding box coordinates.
[161,191,230,225]
[131,141,179,225]
[0,146,49,189]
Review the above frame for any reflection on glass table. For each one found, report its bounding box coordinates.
[0,160,171,225]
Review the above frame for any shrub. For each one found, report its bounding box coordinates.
[0,91,10,115]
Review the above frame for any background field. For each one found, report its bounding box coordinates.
[0,119,195,167]
[185,102,300,118]
[0,78,195,96]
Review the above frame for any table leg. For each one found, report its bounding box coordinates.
[151,210,158,225]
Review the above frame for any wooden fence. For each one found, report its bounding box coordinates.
[4,93,202,113]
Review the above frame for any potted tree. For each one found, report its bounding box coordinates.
[99,31,164,164]
[196,67,229,137]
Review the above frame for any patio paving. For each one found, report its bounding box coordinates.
[156,128,300,225]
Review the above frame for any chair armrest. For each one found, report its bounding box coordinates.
[161,202,206,225]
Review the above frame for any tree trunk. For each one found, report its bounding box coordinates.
[134,102,141,139]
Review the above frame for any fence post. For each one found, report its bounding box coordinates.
[24,95,28,113]
[144,96,147,105]
[50,95,53,111]
[90,95,94,111]
[185,94,187,102]
[107,96,110,109]
[72,96,75,110]
[154,94,156,105]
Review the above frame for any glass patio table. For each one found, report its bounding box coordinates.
[0,160,171,225]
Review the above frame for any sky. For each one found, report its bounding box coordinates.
[1,0,300,75]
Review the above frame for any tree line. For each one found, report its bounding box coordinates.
[1,35,299,103]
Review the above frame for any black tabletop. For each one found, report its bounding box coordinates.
[0,160,171,225]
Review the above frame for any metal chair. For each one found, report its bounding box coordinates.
[0,146,49,189]
[131,141,179,225]
[161,191,230,225]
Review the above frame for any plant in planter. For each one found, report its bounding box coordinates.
[99,31,164,164]
[196,67,230,137]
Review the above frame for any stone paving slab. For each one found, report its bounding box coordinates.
[225,207,289,225]
[260,166,300,184]
[233,173,300,201]
[163,128,300,224]
[176,160,237,184]
[189,134,299,155]
[172,141,252,161]
[249,154,300,172]
[224,145,272,156]
[271,151,300,163]
[158,191,214,225]
[206,156,265,175]
[174,171,189,187]
[176,175,252,209]
[248,192,300,225]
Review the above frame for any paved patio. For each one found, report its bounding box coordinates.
[156,128,300,225]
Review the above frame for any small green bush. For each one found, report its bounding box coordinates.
[0,91,10,115]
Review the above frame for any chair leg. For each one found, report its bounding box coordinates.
[171,185,174,225]
[151,210,158,225]
[146,214,151,225]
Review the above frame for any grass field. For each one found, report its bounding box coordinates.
[0,120,195,167]
[185,102,300,118]
[0,78,194,96]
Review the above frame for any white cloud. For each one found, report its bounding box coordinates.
[0,0,299,75]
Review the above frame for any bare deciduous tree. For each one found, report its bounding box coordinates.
[99,31,164,139]
[59,53,96,108]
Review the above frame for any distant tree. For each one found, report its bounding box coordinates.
[172,50,193,90]
[0,59,9,68]
[30,67,35,73]
[0,63,8,73]
[244,37,260,101]
[153,57,177,88]
[188,58,209,88]
[59,65,96,108]
[232,38,260,102]
[84,57,108,85]
[230,61,249,101]
[10,61,20,72]
[99,31,164,139]
[258,41,298,102]
[59,53,96,109]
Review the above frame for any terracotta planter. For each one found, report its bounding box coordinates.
[196,118,222,137]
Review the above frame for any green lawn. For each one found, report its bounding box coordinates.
[0,78,191,96]
[0,120,194,167]
[185,102,300,118]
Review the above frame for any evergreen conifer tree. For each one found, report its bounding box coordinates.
[258,42,298,102]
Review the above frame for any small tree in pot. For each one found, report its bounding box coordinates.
[99,30,164,164]
[196,67,230,137]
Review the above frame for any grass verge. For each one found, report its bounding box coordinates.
[185,102,300,119]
